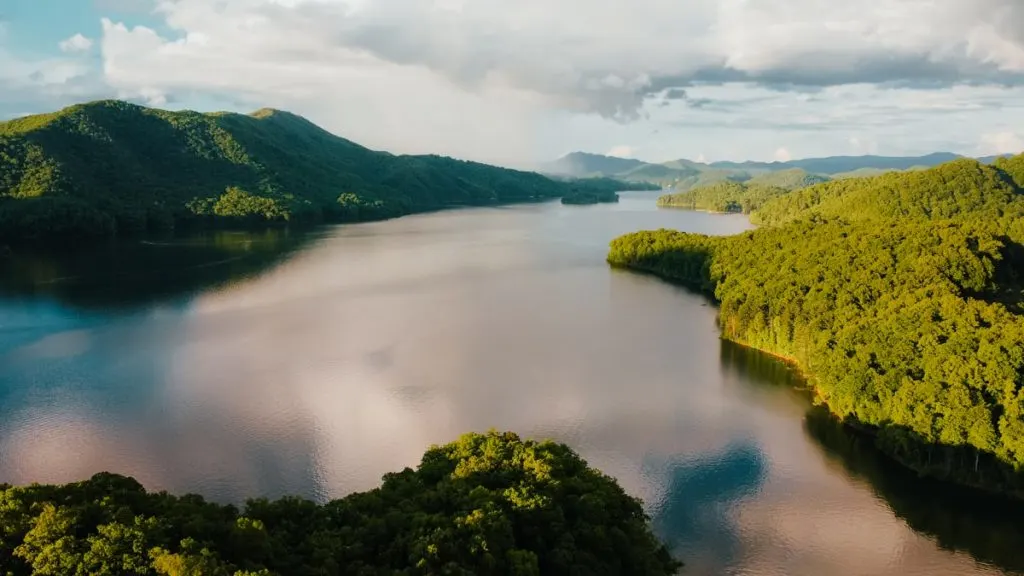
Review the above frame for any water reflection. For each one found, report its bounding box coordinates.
[805,408,1024,574]
[1,195,1022,576]
[0,228,316,311]
[718,339,1024,575]
[649,443,768,571]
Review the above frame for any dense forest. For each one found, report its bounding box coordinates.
[656,181,789,214]
[0,431,680,575]
[561,190,620,205]
[609,155,1024,497]
[0,100,645,243]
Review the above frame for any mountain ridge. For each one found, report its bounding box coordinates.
[0,100,647,243]
[542,150,1019,189]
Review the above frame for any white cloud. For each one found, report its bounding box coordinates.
[773,148,792,162]
[59,34,94,53]
[606,145,634,158]
[0,0,1018,164]
[978,131,1024,155]
[848,137,880,156]
[83,0,1024,164]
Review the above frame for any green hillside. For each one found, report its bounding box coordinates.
[0,101,640,242]
[656,181,789,214]
[745,168,830,190]
[0,431,681,575]
[610,153,1024,497]
[751,159,1023,226]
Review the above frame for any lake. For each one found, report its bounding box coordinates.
[2,191,1023,575]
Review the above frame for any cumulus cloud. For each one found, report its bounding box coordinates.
[606,145,634,158]
[99,0,1024,122]
[978,131,1024,155]
[59,33,94,53]
[5,0,1024,162]
[773,147,792,162]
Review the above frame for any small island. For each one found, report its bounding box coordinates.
[561,189,620,205]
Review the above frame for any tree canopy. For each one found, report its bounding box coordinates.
[0,431,680,576]
[610,154,1024,496]
[0,101,645,243]
[656,181,790,214]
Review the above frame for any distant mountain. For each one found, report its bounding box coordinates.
[709,152,962,174]
[979,153,1016,164]
[542,152,648,178]
[543,150,1014,190]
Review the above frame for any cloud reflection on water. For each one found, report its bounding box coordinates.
[0,199,1019,575]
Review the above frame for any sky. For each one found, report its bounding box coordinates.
[2,0,1024,168]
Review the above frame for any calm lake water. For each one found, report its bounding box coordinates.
[2,191,1023,575]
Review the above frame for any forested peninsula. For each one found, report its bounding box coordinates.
[656,181,789,214]
[0,100,645,243]
[0,432,680,576]
[611,155,1024,497]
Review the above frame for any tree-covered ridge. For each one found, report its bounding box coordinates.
[0,100,640,242]
[751,159,1024,226]
[0,431,680,576]
[609,152,1024,496]
[656,181,789,214]
[561,190,620,205]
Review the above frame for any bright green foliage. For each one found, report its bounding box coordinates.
[752,159,1023,226]
[0,100,638,242]
[0,432,680,575]
[610,153,1024,495]
[657,181,789,214]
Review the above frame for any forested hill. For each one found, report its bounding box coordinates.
[0,431,681,575]
[0,100,641,242]
[751,158,1024,226]
[609,154,1024,498]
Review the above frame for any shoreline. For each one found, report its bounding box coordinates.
[612,257,1024,502]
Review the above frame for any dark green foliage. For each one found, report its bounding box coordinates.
[0,432,680,575]
[610,153,1024,496]
[559,178,656,204]
[0,101,625,243]
[561,190,620,205]
[656,181,789,214]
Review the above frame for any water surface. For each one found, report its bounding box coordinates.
[2,191,1023,575]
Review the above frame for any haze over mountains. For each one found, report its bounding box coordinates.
[543,151,1018,190]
